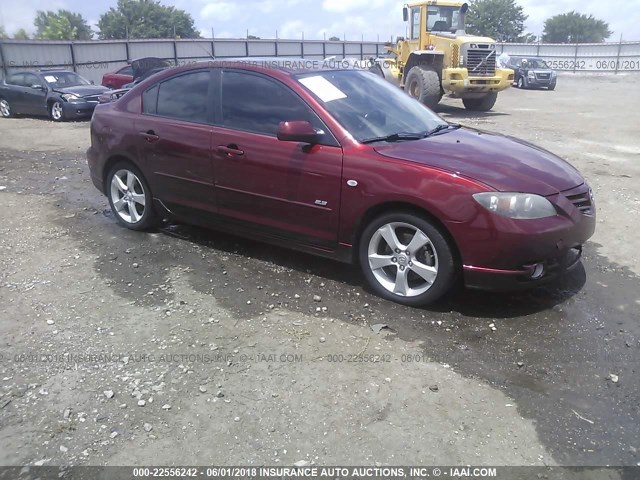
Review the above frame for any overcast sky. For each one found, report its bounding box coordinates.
[1,0,638,41]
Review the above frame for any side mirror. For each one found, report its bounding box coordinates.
[277,121,322,144]
[402,7,408,22]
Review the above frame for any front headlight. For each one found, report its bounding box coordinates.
[527,71,535,78]
[61,93,80,101]
[473,192,557,219]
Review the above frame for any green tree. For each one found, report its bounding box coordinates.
[328,36,341,41]
[14,29,31,40]
[466,0,527,43]
[35,10,93,40]
[98,0,200,39]
[247,34,260,39]
[542,11,612,43]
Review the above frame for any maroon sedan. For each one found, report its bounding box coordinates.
[87,60,595,306]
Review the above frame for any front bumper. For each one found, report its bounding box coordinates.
[442,67,514,94]
[526,76,556,88]
[449,187,596,291]
[62,101,98,118]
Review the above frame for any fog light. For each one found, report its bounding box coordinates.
[531,264,545,279]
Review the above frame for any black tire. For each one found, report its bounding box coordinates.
[359,211,457,307]
[548,81,556,91]
[0,98,12,118]
[49,101,66,122]
[106,162,158,231]
[462,92,498,112]
[404,66,442,109]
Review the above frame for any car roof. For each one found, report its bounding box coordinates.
[181,57,357,75]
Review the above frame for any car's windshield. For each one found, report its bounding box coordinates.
[295,70,447,143]
[41,72,91,88]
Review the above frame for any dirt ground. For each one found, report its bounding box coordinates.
[0,74,638,475]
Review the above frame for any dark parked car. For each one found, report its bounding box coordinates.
[87,60,595,306]
[0,70,108,121]
[508,56,557,90]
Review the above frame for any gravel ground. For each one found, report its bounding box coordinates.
[0,74,638,474]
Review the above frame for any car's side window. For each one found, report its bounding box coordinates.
[119,66,134,76]
[22,73,41,88]
[6,73,24,86]
[156,71,209,123]
[142,85,159,115]
[220,71,329,139]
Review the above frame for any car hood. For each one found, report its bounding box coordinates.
[373,128,583,196]
[53,85,109,96]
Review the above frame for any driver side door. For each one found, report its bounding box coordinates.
[213,70,343,248]
[21,73,48,116]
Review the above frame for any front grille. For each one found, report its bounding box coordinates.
[536,73,551,80]
[566,187,594,216]
[84,95,100,103]
[466,49,496,76]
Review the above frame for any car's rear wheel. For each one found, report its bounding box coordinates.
[359,212,456,306]
[49,101,65,122]
[106,163,157,231]
[0,98,12,118]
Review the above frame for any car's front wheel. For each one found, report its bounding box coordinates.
[0,98,12,118]
[49,101,65,121]
[517,76,527,89]
[359,212,457,306]
[106,162,157,230]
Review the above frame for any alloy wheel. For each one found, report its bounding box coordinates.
[109,169,147,224]
[0,99,10,117]
[51,102,63,121]
[367,222,439,297]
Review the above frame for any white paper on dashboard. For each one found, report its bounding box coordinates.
[298,76,347,102]
[44,75,57,83]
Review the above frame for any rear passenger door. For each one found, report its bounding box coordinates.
[134,69,217,216]
[213,70,343,248]
[3,73,27,113]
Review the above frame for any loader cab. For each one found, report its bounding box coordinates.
[403,2,468,41]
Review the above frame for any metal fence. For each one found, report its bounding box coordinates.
[0,38,387,83]
[496,40,640,73]
[1,38,639,84]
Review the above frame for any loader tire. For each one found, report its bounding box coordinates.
[404,66,442,109]
[462,92,498,112]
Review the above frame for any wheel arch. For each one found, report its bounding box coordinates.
[102,153,143,193]
[405,52,444,81]
[351,201,462,267]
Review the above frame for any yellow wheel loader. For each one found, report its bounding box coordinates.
[372,1,514,111]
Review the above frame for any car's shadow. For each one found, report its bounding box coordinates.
[434,103,511,119]
[157,222,587,320]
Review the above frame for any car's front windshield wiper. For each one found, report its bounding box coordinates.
[425,123,462,137]
[360,132,427,144]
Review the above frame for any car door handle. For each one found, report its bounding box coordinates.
[217,144,244,156]
[139,130,159,142]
